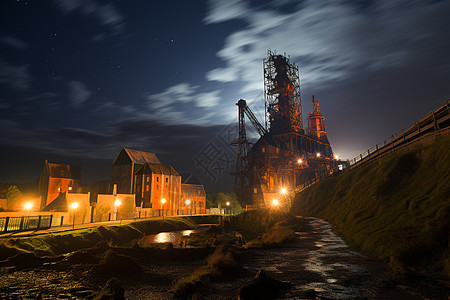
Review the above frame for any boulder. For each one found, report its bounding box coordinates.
[238,269,293,300]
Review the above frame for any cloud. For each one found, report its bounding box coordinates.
[0,57,32,90]
[68,81,91,107]
[204,0,248,24]
[205,0,450,93]
[146,83,222,123]
[54,0,125,36]
[1,35,29,49]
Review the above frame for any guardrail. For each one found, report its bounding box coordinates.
[348,100,450,170]
[0,215,53,233]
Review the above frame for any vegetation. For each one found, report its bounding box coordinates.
[0,217,199,259]
[5,185,22,211]
[291,135,450,277]
[172,245,236,299]
[207,192,243,214]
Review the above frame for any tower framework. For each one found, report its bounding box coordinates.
[232,50,339,208]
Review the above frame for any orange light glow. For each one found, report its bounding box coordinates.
[272,199,279,206]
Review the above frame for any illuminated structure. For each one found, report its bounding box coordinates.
[37,160,81,209]
[232,50,337,207]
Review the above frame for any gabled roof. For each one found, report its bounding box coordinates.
[45,162,81,179]
[181,184,206,197]
[42,192,68,212]
[135,163,180,176]
[113,148,161,165]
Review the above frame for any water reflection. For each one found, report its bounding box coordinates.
[138,227,209,247]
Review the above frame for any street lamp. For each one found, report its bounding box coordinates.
[226,201,230,215]
[280,187,287,195]
[161,198,166,217]
[334,154,339,160]
[297,158,303,164]
[70,202,79,229]
[24,202,33,211]
[185,199,191,215]
[114,199,121,221]
[272,199,279,207]
[316,152,321,158]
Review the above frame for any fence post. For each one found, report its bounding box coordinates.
[4,217,10,232]
[49,215,53,228]
[60,216,64,226]
[19,216,25,231]
[37,216,42,229]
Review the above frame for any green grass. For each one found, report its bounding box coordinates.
[0,217,200,259]
[292,135,450,277]
[172,245,236,298]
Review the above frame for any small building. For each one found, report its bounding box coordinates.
[181,184,206,214]
[37,160,81,209]
[112,148,161,194]
[134,163,181,210]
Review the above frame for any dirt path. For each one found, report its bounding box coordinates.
[201,217,449,299]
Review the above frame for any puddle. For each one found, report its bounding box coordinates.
[137,225,210,246]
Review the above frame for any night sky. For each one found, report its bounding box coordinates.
[0,0,449,193]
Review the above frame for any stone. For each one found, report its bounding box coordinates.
[238,269,293,300]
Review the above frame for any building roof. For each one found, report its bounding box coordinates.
[42,192,68,212]
[45,161,81,179]
[135,163,180,176]
[113,148,161,165]
[181,184,206,197]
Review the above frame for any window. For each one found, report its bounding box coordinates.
[146,176,149,183]
[146,185,149,192]
[166,178,168,183]
[60,170,64,176]
[157,185,159,190]
[156,177,159,182]
[262,147,265,153]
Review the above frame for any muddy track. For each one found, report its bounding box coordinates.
[201,217,449,299]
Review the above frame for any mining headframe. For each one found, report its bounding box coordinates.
[231,49,343,208]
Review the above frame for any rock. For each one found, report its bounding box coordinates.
[238,269,293,300]
[64,250,100,264]
[90,250,141,277]
[92,277,125,300]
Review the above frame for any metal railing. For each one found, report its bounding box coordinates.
[0,215,53,233]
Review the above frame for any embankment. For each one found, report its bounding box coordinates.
[292,135,450,277]
[0,216,218,259]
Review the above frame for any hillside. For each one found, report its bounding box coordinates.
[291,134,450,277]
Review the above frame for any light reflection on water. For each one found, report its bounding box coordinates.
[138,227,209,246]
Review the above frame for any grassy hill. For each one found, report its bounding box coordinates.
[291,134,450,277]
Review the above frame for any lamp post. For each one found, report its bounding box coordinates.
[161,198,166,217]
[226,201,230,215]
[70,202,79,229]
[114,199,121,221]
[185,199,191,215]
[24,202,32,217]
[272,199,279,207]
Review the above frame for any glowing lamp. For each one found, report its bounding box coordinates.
[68,186,73,191]
[334,154,339,160]
[24,202,33,210]
[226,201,230,206]
[185,199,191,205]
[298,159,303,164]
[114,199,121,207]
[316,153,321,157]
[272,199,279,206]
[280,187,287,195]
[71,202,79,209]
[161,198,166,204]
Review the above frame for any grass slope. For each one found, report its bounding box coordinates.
[0,216,214,259]
[292,135,450,277]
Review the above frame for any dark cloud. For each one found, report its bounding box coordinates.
[1,35,29,49]
[0,57,32,90]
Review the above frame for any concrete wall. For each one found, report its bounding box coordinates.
[94,193,136,222]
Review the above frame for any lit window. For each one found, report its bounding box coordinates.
[146,185,149,192]
[146,177,149,183]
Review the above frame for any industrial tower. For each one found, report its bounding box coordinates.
[232,50,338,208]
